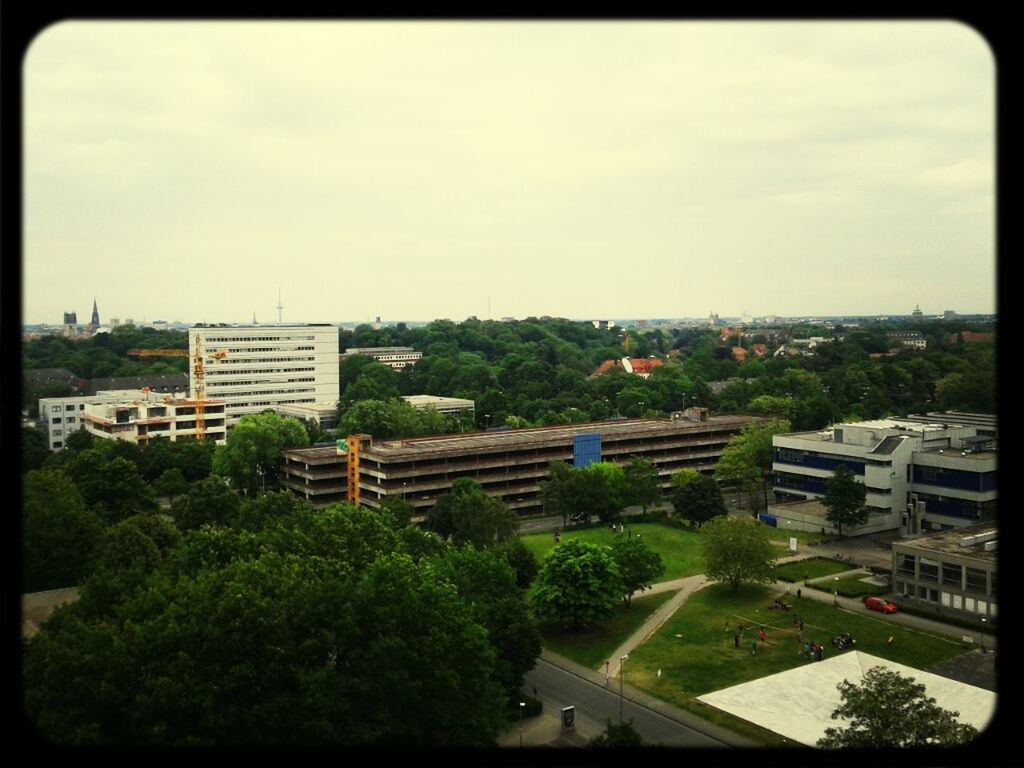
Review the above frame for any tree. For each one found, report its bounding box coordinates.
[818,667,979,748]
[540,461,576,527]
[433,546,542,700]
[22,426,50,473]
[822,465,868,536]
[232,490,311,532]
[500,537,539,590]
[23,469,105,592]
[591,718,644,748]
[212,412,309,496]
[531,540,622,630]
[623,457,661,514]
[63,450,159,524]
[23,511,515,746]
[153,467,189,505]
[173,476,242,532]
[714,420,790,513]
[582,462,629,523]
[427,478,519,548]
[610,534,664,606]
[700,516,776,591]
[670,470,726,528]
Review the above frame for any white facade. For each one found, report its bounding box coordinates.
[402,394,475,417]
[192,324,340,428]
[38,390,177,451]
[342,346,422,370]
[773,418,997,537]
[83,395,227,445]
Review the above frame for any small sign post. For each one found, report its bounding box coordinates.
[561,706,575,730]
[789,537,798,553]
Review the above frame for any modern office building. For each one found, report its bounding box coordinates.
[191,324,340,428]
[891,523,997,621]
[83,394,227,445]
[342,346,422,370]
[280,412,761,514]
[402,394,475,418]
[773,414,997,536]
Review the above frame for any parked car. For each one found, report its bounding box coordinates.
[863,596,898,614]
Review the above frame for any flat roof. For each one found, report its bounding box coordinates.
[403,395,475,407]
[283,445,347,461]
[365,415,761,457]
[698,651,996,746]
[896,524,998,562]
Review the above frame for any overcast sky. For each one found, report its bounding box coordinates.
[23,21,995,326]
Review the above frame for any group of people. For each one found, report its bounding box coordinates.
[802,641,825,661]
[831,632,856,650]
[771,597,793,612]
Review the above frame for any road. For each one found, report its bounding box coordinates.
[499,654,750,748]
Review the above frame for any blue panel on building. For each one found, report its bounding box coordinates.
[573,433,602,468]
[758,514,778,527]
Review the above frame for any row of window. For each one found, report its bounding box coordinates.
[220,346,316,353]
[895,554,991,592]
[202,335,318,343]
[206,367,316,376]
[208,378,315,388]
[893,581,996,617]
[50,404,86,412]
[215,357,317,365]
[215,387,316,400]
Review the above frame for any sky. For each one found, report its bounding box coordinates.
[22,21,996,326]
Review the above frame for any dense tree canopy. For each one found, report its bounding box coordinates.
[426,478,519,547]
[23,502,537,746]
[23,469,105,592]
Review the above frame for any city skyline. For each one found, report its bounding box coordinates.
[24,21,996,325]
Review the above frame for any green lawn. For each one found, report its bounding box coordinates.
[538,590,676,669]
[621,581,971,719]
[521,522,704,581]
[773,557,853,582]
[806,573,881,598]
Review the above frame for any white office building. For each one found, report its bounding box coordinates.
[402,395,475,417]
[772,414,997,537]
[342,346,422,370]
[192,324,340,428]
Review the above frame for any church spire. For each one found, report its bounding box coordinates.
[91,298,100,326]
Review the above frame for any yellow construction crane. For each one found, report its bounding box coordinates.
[127,338,226,441]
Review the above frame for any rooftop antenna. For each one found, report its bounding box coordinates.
[276,287,284,323]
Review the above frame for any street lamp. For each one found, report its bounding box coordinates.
[519,701,526,747]
[402,481,407,501]
[619,654,628,722]
[833,577,839,607]
[980,617,987,654]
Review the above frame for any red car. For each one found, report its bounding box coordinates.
[863,596,898,614]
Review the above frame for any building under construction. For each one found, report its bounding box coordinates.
[279,410,762,515]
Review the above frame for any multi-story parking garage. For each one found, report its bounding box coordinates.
[280,410,762,514]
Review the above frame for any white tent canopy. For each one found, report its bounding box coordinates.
[697,651,996,746]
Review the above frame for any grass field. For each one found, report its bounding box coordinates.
[521,522,704,581]
[773,557,853,582]
[538,590,676,669]
[623,582,972,704]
